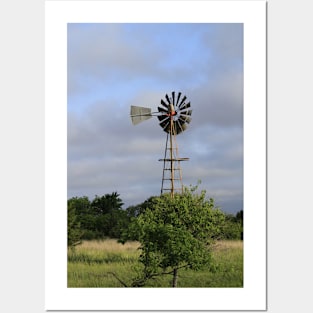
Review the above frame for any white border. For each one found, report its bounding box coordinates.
[45,0,267,310]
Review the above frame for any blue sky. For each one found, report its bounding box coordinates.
[67,23,243,214]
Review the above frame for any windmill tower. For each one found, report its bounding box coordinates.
[130,91,192,197]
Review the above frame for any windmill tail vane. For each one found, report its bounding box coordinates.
[130,106,154,125]
[130,91,192,197]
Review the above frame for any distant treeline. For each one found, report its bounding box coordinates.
[68,192,243,247]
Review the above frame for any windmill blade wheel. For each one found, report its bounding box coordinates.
[159,91,192,135]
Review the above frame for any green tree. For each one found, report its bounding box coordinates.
[221,214,243,240]
[67,196,98,239]
[236,210,244,240]
[125,186,225,287]
[126,196,158,218]
[90,192,125,238]
[236,210,243,222]
[67,193,126,240]
[91,192,124,215]
[219,210,243,240]
[67,201,83,249]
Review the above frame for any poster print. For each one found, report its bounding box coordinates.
[45,0,267,310]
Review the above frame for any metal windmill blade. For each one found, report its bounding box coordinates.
[179,101,191,111]
[174,92,182,110]
[177,95,187,110]
[174,118,187,135]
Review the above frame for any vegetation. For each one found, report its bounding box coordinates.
[68,239,243,287]
[67,186,243,287]
[67,192,129,243]
[121,187,226,286]
[67,200,83,249]
[67,191,243,245]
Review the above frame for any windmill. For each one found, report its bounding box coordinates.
[130,91,192,197]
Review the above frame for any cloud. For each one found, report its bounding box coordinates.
[67,23,243,213]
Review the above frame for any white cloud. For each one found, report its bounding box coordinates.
[67,23,243,213]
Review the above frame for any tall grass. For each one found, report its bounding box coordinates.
[68,239,243,288]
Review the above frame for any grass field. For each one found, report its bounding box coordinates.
[68,239,243,288]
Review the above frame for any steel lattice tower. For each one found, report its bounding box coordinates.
[130,91,192,197]
[159,113,189,197]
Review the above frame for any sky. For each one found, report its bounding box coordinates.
[67,23,243,214]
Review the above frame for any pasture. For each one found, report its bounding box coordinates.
[68,239,243,287]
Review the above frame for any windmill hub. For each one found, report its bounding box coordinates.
[130,91,192,197]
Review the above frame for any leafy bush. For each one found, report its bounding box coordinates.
[122,186,226,287]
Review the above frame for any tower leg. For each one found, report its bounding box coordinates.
[160,133,169,195]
